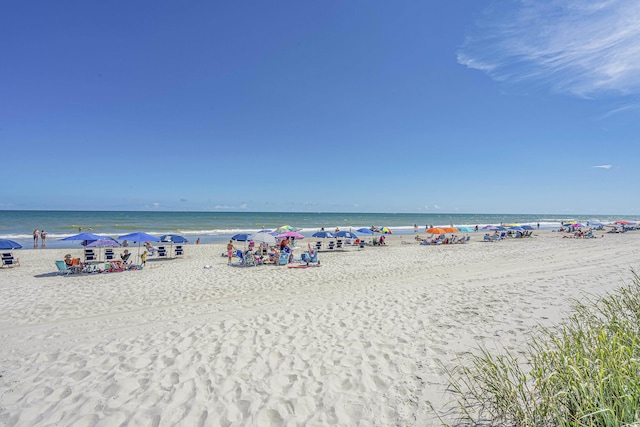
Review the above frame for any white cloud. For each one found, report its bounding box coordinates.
[458,0,640,97]
[592,164,612,169]
[239,203,248,209]
[152,202,160,208]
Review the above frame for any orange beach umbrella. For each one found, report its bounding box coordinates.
[426,227,447,235]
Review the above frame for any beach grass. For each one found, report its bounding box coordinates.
[444,271,640,426]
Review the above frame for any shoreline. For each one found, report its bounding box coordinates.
[1,230,639,425]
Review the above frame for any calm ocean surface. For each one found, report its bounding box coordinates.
[1,210,637,249]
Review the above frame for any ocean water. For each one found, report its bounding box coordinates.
[1,210,637,249]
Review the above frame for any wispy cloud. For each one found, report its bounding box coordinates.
[458,0,640,97]
[592,164,612,169]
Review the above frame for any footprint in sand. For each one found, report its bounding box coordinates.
[70,370,90,381]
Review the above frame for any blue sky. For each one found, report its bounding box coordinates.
[2,0,639,214]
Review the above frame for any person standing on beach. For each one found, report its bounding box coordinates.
[33,229,39,247]
[227,240,235,265]
[40,229,47,247]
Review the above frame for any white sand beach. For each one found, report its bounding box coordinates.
[1,230,638,426]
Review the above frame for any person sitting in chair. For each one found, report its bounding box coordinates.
[144,241,157,255]
[119,250,132,268]
[268,247,279,264]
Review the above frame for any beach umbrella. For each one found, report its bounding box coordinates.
[0,239,22,250]
[118,232,161,263]
[159,234,188,244]
[312,231,335,238]
[482,225,506,231]
[379,227,393,234]
[85,237,121,247]
[249,232,277,245]
[85,237,122,262]
[278,231,305,239]
[334,231,358,239]
[508,226,524,231]
[588,222,605,227]
[275,225,299,234]
[614,220,633,225]
[118,232,161,242]
[442,227,459,233]
[426,227,447,235]
[61,232,106,242]
[456,227,473,233]
[356,228,373,234]
[521,225,534,230]
[231,233,252,242]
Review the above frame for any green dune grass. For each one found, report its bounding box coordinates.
[444,271,640,426]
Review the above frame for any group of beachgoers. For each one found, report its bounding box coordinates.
[226,237,319,267]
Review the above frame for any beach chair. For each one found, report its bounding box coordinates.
[175,245,184,257]
[105,249,116,261]
[336,240,343,249]
[315,241,322,251]
[230,250,252,267]
[499,232,506,240]
[483,235,492,242]
[359,240,365,249]
[120,252,132,266]
[278,251,290,265]
[55,260,72,275]
[1,252,19,268]
[157,247,167,258]
[108,261,124,272]
[327,241,335,250]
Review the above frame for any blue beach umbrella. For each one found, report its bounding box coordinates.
[521,225,534,230]
[312,231,335,239]
[61,232,106,242]
[456,227,473,233]
[483,225,506,231]
[334,231,358,239]
[0,239,22,250]
[118,232,161,242]
[85,237,121,247]
[118,232,162,262]
[231,233,252,242]
[356,228,373,235]
[160,234,188,244]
